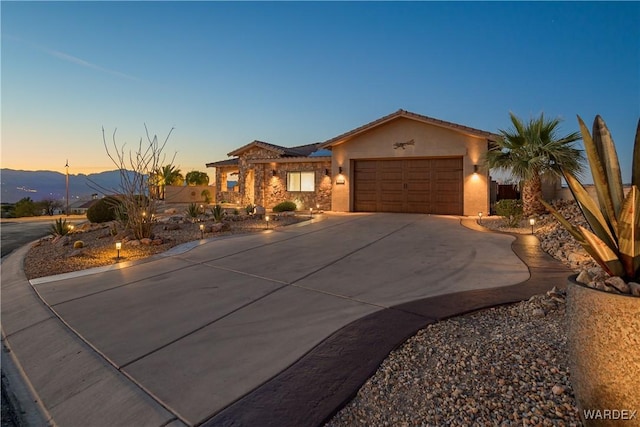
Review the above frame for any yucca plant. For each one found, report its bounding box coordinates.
[540,115,639,285]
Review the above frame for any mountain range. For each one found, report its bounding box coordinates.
[1,169,129,203]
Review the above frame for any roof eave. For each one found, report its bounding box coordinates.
[321,109,498,148]
[227,140,285,157]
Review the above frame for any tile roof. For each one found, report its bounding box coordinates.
[321,109,499,148]
[227,140,323,157]
[205,158,239,168]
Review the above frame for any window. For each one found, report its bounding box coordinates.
[287,171,315,192]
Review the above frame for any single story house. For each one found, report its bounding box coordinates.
[206,109,498,216]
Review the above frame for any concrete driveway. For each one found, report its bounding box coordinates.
[2,213,531,426]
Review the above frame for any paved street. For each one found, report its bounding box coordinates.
[1,216,85,258]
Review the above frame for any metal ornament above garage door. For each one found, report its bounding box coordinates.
[353,157,463,215]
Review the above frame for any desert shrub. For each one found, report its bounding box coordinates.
[201,189,212,204]
[245,204,255,215]
[233,208,240,216]
[495,199,523,227]
[73,240,84,249]
[14,197,38,217]
[273,201,297,212]
[210,204,225,222]
[87,197,121,223]
[50,218,71,236]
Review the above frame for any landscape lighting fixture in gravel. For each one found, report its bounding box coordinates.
[530,218,536,234]
[310,207,313,218]
[478,211,483,224]
[115,241,122,260]
[265,215,270,229]
[199,223,205,239]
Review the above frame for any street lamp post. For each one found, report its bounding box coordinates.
[65,160,70,216]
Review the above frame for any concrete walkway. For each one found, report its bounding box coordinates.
[1,213,572,427]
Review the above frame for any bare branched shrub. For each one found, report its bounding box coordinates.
[102,125,175,239]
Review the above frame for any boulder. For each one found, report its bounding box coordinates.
[140,238,153,246]
[628,282,640,297]
[66,249,84,258]
[576,270,592,285]
[53,236,70,247]
[605,276,630,294]
[254,205,266,219]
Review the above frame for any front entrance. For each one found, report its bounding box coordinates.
[353,157,463,214]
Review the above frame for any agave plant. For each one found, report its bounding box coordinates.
[540,115,639,283]
[210,204,226,223]
[50,218,71,237]
[185,203,200,222]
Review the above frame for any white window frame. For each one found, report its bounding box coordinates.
[287,171,315,192]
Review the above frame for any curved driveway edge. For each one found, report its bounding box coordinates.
[205,218,573,427]
[1,244,185,427]
[1,214,571,427]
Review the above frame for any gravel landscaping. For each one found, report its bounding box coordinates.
[326,202,591,427]
[23,210,309,280]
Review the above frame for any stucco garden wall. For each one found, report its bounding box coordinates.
[329,117,490,216]
[164,185,214,204]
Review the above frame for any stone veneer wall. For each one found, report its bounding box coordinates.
[258,161,332,210]
[238,147,281,207]
[217,191,242,205]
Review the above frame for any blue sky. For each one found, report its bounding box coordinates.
[2,1,638,183]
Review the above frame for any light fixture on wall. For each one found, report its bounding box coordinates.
[473,164,479,174]
[324,168,329,176]
[338,166,343,174]
[272,169,277,176]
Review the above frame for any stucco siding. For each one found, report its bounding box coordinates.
[329,117,489,216]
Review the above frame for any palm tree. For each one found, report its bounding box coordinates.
[152,165,184,199]
[485,112,584,216]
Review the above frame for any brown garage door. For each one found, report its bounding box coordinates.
[353,158,463,214]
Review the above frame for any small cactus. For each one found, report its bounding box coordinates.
[73,240,84,249]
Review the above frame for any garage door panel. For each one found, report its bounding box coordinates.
[354,158,462,214]
[381,182,403,191]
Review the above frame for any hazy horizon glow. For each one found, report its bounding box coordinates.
[2,2,638,181]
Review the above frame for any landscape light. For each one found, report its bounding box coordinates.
[530,218,536,234]
[478,212,483,224]
[310,207,313,218]
[265,215,270,229]
[115,241,122,260]
[200,223,205,239]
